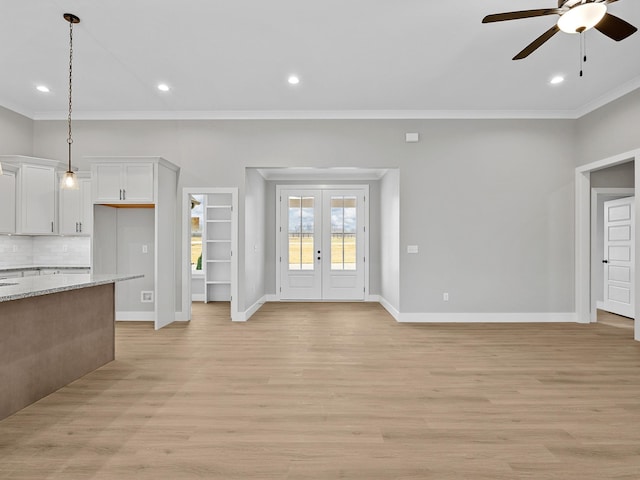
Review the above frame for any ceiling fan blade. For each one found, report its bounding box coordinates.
[513,25,560,60]
[483,9,560,23]
[595,13,637,41]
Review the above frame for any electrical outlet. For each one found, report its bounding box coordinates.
[141,291,154,303]
[443,292,449,302]
[142,244,148,254]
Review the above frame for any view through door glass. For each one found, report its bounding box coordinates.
[288,196,315,271]
[330,196,357,270]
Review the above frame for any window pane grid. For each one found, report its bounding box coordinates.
[288,196,314,270]
[330,196,357,271]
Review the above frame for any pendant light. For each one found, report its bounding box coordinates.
[61,13,80,190]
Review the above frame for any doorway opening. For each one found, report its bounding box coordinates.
[181,187,238,321]
[576,151,638,340]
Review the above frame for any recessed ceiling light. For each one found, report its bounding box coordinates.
[549,75,564,85]
[157,83,170,92]
[36,85,50,93]
[287,75,300,85]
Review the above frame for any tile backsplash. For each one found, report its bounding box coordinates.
[0,236,90,268]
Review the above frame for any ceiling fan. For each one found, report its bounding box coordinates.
[483,0,637,60]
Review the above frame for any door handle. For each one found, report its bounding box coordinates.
[602,260,608,264]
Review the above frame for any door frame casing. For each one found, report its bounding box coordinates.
[275,184,370,301]
[575,149,639,340]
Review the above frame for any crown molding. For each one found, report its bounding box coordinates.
[574,74,640,118]
[31,109,580,121]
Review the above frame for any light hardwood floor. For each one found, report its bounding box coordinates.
[2,302,640,479]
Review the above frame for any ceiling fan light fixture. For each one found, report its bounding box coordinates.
[557,2,607,34]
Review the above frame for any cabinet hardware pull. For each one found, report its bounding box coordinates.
[51,221,54,233]
[75,222,78,233]
[79,222,82,233]
[123,189,126,200]
[119,189,122,200]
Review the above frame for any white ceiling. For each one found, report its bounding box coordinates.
[1,0,639,120]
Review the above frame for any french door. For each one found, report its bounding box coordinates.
[279,187,367,300]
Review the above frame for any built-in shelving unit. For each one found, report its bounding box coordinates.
[203,193,233,302]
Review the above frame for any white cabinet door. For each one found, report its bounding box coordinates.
[93,163,154,203]
[20,164,55,234]
[60,186,81,235]
[79,178,92,234]
[60,178,92,235]
[123,163,154,202]
[0,172,16,234]
[94,164,123,202]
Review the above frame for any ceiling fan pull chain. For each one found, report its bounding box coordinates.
[579,30,584,77]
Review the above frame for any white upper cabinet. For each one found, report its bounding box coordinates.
[0,157,64,235]
[60,176,92,235]
[19,164,57,234]
[92,161,154,203]
[0,167,17,234]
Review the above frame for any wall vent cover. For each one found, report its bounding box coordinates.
[141,291,154,303]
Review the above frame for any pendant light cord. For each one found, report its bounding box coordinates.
[67,18,74,171]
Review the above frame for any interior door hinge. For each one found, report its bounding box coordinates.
[364,256,366,262]
[279,256,282,262]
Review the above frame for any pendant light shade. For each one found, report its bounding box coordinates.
[61,13,80,190]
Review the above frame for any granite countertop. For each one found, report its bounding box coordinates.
[0,265,91,273]
[0,274,143,303]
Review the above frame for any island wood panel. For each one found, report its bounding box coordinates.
[0,283,114,420]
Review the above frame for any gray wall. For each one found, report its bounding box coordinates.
[244,168,267,308]
[577,88,640,166]
[0,106,33,155]
[32,117,577,314]
[590,162,635,188]
[380,169,400,311]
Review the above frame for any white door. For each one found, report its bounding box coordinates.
[322,191,365,299]
[603,197,635,318]
[280,190,323,299]
[280,188,366,300]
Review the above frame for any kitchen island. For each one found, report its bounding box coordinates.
[0,273,141,420]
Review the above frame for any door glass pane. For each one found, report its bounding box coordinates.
[288,196,314,270]
[330,196,357,270]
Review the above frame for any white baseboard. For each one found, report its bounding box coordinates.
[116,311,154,322]
[378,296,400,321]
[192,294,205,302]
[265,294,279,302]
[365,294,380,302]
[397,312,577,323]
[174,311,190,322]
[596,300,605,310]
[236,295,267,322]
